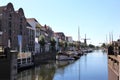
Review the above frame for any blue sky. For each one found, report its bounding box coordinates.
[1,0,120,46]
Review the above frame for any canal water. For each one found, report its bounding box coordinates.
[17,50,108,80]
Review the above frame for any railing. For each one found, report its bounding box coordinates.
[17,52,33,68]
[108,55,120,80]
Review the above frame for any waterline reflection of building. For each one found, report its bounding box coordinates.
[18,51,108,80]
[17,62,56,80]
[17,61,74,80]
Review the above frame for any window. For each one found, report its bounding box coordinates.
[19,31,22,35]
[9,29,11,36]
[9,37,12,43]
[9,14,12,20]
[9,21,12,28]
[19,24,22,35]
[20,18,22,23]
[0,20,1,31]
[20,24,22,30]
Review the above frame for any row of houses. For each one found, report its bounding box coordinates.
[0,3,73,55]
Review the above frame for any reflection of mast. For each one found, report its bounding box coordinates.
[78,59,80,80]
[78,26,80,80]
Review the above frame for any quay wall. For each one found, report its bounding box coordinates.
[0,57,10,80]
[34,51,56,65]
[0,51,17,80]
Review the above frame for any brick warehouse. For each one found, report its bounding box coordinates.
[0,3,29,51]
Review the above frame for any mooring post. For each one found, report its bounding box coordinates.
[0,48,18,80]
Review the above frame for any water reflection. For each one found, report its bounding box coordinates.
[17,61,73,80]
[17,50,108,80]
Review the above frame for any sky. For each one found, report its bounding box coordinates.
[0,0,120,46]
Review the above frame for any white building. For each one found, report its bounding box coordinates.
[26,22,35,52]
[54,33,60,51]
[27,18,42,54]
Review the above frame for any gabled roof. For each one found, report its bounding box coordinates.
[27,22,32,27]
[55,32,65,36]
[0,3,15,13]
[0,6,6,13]
[26,18,38,22]
[36,23,42,28]
[26,22,35,30]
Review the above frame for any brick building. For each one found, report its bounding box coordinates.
[0,3,28,51]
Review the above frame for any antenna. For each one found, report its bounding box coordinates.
[109,32,111,44]
[78,26,80,42]
[112,32,113,43]
[106,34,108,44]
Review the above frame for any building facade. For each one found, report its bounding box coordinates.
[0,3,28,51]
[55,32,66,41]
[26,22,35,52]
[66,36,73,43]
[54,33,59,51]
[27,18,42,53]
[44,24,54,52]
[54,32,66,51]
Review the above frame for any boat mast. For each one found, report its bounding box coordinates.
[78,26,80,42]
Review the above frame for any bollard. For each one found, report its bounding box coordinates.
[0,48,18,80]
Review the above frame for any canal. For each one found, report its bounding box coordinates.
[17,50,108,80]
